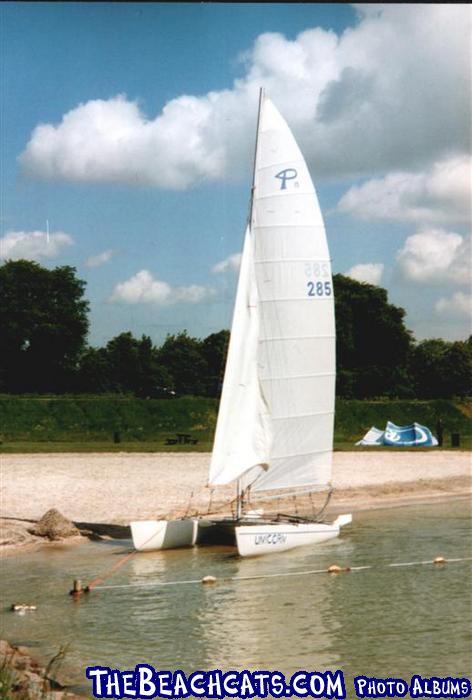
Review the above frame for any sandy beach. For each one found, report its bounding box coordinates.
[1,450,470,553]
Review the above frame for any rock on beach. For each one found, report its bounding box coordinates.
[28,508,80,540]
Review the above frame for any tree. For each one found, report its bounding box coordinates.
[0,260,89,393]
[333,274,414,398]
[134,334,173,398]
[201,330,229,397]
[157,332,209,396]
[76,346,113,393]
[78,332,172,396]
[410,338,472,398]
[442,341,472,397]
[105,332,141,393]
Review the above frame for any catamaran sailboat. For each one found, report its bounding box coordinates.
[130,90,352,557]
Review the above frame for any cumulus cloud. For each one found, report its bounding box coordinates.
[19,96,226,189]
[345,262,384,285]
[435,292,472,318]
[212,253,242,274]
[19,5,470,188]
[337,156,471,224]
[85,249,115,268]
[0,230,73,260]
[109,270,214,305]
[396,228,470,285]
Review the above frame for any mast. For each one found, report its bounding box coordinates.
[248,87,264,228]
[234,87,264,521]
[236,479,242,520]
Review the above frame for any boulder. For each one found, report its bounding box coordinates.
[28,509,80,541]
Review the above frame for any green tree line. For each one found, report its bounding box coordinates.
[1,260,470,399]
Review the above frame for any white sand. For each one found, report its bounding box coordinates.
[1,451,470,525]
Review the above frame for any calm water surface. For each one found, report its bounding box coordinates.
[1,501,471,696]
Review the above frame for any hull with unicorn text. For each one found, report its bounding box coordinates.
[236,515,352,557]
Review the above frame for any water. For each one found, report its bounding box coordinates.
[1,501,471,697]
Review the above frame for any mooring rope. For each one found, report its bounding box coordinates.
[86,549,141,591]
[88,556,472,593]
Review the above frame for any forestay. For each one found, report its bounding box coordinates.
[209,95,335,494]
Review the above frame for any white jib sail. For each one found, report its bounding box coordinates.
[209,94,335,493]
[209,226,272,486]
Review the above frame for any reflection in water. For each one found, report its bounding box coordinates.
[126,544,340,672]
[0,501,470,695]
[326,504,472,681]
[190,551,338,672]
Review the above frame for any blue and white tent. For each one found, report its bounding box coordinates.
[357,421,438,447]
[356,426,384,446]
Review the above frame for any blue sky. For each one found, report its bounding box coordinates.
[1,3,470,347]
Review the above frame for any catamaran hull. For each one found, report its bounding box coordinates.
[235,514,352,557]
[131,513,352,554]
[130,519,199,551]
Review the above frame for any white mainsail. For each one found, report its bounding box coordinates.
[209,94,335,494]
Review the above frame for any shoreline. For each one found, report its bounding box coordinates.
[1,450,470,555]
[1,454,469,699]
[1,479,470,558]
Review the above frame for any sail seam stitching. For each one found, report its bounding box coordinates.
[271,411,334,419]
[260,372,335,379]
[254,225,326,230]
[254,258,331,263]
[255,192,317,202]
[260,335,335,341]
[270,448,332,460]
[259,297,333,303]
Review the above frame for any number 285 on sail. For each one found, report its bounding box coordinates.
[307,280,332,297]
[304,261,332,297]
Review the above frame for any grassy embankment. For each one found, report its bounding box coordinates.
[0,395,470,453]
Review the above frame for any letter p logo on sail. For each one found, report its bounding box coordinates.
[275,168,298,190]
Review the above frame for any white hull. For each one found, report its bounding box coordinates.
[130,513,352,555]
[130,519,198,552]
[236,514,352,557]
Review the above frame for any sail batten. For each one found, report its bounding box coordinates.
[267,449,332,461]
[271,411,334,420]
[209,94,335,493]
[260,372,335,380]
[254,258,331,263]
[261,335,335,341]
[258,297,334,303]
[254,192,324,201]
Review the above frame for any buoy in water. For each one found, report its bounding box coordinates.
[327,564,350,574]
[327,565,342,574]
[433,556,446,565]
[201,575,217,585]
[11,603,37,613]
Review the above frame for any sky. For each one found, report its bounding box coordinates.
[1,2,471,347]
